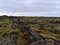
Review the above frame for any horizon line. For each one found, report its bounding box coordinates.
[0,12,60,17]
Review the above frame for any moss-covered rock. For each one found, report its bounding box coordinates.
[0,16,60,45]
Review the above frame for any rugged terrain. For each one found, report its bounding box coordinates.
[0,15,60,45]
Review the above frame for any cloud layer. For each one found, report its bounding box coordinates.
[0,0,60,16]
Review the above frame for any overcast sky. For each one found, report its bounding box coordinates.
[0,0,60,16]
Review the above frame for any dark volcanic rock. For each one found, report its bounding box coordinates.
[10,32,18,39]
[31,40,47,45]
[23,23,30,32]
[0,38,15,45]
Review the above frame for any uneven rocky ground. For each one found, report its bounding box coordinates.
[0,15,60,45]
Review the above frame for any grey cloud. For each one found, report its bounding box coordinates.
[0,0,60,13]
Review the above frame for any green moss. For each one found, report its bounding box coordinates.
[0,16,60,45]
